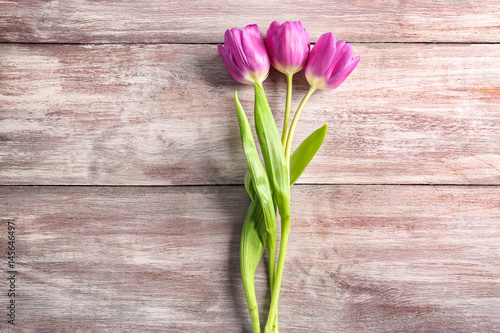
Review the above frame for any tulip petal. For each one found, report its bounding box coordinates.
[281,22,304,72]
[225,28,249,73]
[323,55,360,89]
[265,20,281,62]
[292,21,310,72]
[280,22,296,70]
[325,42,353,79]
[305,32,336,80]
[271,24,291,73]
[335,42,354,70]
[329,41,346,70]
[218,44,250,84]
[241,24,270,78]
[266,21,283,72]
[267,20,309,74]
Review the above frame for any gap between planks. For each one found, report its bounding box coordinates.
[1,41,500,46]
[0,184,499,188]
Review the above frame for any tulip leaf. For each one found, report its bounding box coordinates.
[244,170,255,201]
[243,123,328,257]
[253,83,290,219]
[244,123,328,190]
[290,123,328,186]
[234,92,277,241]
[240,197,266,330]
[235,91,278,329]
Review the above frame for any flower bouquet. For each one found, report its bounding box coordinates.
[218,21,360,333]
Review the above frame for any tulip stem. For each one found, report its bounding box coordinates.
[281,73,294,148]
[250,305,261,333]
[264,86,316,333]
[265,213,290,333]
[285,85,317,165]
[255,81,277,294]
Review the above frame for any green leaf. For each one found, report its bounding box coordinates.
[235,91,277,332]
[290,123,328,186]
[243,124,329,276]
[253,83,290,219]
[244,171,254,201]
[244,123,328,192]
[240,197,266,331]
[234,92,277,240]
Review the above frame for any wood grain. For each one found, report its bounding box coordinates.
[0,0,499,43]
[1,185,499,332]
[2,1,499,332]
[1,43,499,185]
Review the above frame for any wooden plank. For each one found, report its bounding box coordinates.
[1,185,499,332]
[0,1,499,43]
[1,43,499,186]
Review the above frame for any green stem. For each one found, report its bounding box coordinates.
[265,85,317,332]
[265,214,290,332]
[267,235,276,291]
[284,86,317,166]
[281,73,294,148]
[255,81,262,90]
[270,73,293,291]
[250,305,261,333]
[270,73,293,333]
[254,81,277,293]
[241,246,261,333]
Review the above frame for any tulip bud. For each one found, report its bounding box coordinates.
[305,32,360,90]
[265,21,310,75]
[218,24,270,85]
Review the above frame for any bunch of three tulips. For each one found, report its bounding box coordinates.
[218,21,359,332]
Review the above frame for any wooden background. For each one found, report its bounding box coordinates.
[1,1,499,332]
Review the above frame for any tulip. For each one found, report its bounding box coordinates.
[305,32,360,90]
[265,21,310,147]
[284,33,359,169]
[218,24,270,85]
[266,21,310,75]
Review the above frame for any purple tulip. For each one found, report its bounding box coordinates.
[305,33,360,90]
[218,24,270,85]
[266,21,310,75]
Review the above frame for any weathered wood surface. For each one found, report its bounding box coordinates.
[1,185,499,332]
[1,43,499,186]
[1,1,500,332]
[1,0,500,43]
